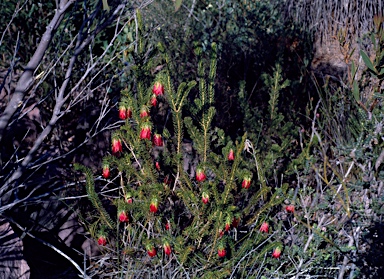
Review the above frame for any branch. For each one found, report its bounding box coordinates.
[8,217,90,279]
[0,0,75,142]
[0,2,129,201]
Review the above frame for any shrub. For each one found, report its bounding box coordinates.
[75,12,289,278]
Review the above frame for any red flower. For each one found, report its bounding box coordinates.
[153,134,163,147]
[155,161,161,171]
[165,221,170,231]
[150,198,158,213]
[225,223,231,232]
[125,193,133,204]
[150,94,157,107]
[196,168,206,182]
[272,247,282,258]
[259,222,269,233]
[224,215,232,232]
[112,138,122,155]
[232,217,240,228]
[285,205,295,213]
[218,246,226,258]
[97,235,107,246]
[140,124,151,140]
[119,211,129,223]
[242,176,251,189]
[147,246,157,257]
[119,105,128,120]
[126,107,132,118]
[140,106,149,118]
[102,164,110,179]
[202,192,209,204]
[152,81,164,96]
[163,242,171,256]
[228,148,235,161]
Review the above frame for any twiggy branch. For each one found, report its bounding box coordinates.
[0,0,75,142]
[0,1,133,203]
[8,217,90,279]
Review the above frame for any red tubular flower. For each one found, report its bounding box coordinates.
[228,148,235,161]
[155,161,161,171]
[285,205,295,213]
[152,81,164,96]
[112,138,122,155]
[102,164,110,179]
[140,106,149,118]
[165,221,170,231]
[242,176,251,189]
[259,222,269,233]
[140,124,151,140]
[119,211,129,223]
[150,94,157,107]
[232,217,240,228]
[126,107,132,118]
[272,247,282,258]
[125,193,133,204]
[163,242,172,256]
[202,192,209,204]
[97,235,107,246]
[147,246,157,257]
[150,198,158,213]
[224,215,232,232]
[119,105,128,120]
[225,223,231,232]
[196,168,206,182]
[153,134,163,146]
[218,245,226,258]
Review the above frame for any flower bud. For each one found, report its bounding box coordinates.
[112,138,122,155]
[272,247,282,258]
[140,124,151,140]
[97,235,107,246]
[150,198,158,213]
[119,105,128,120]
[228,148,235,161]
[152,81,164,96]
[153,134,163,147]
[150,94,157,107]
[242,176,251,189]
[102,164,110,179]
[285,205,295,213]
[118,211,129,223]
[202,192,209,204]
[259,222,269,233]
[196,168,206,182]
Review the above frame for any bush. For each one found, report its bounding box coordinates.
[72,2,384,279]
[75,11,291,278]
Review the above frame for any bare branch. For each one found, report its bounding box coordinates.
[9,217,90,278]
[0,0,76,142]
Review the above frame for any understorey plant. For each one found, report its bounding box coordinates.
[74,11,288,278]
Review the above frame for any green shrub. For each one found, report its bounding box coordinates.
[75,12,291,278]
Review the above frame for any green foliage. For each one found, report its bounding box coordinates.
[265,15,384,279]
[74,163,116,230]
[0,1,56,65]
[70,2,384,279]
[238,64,299,180]
[74,12,288,277]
